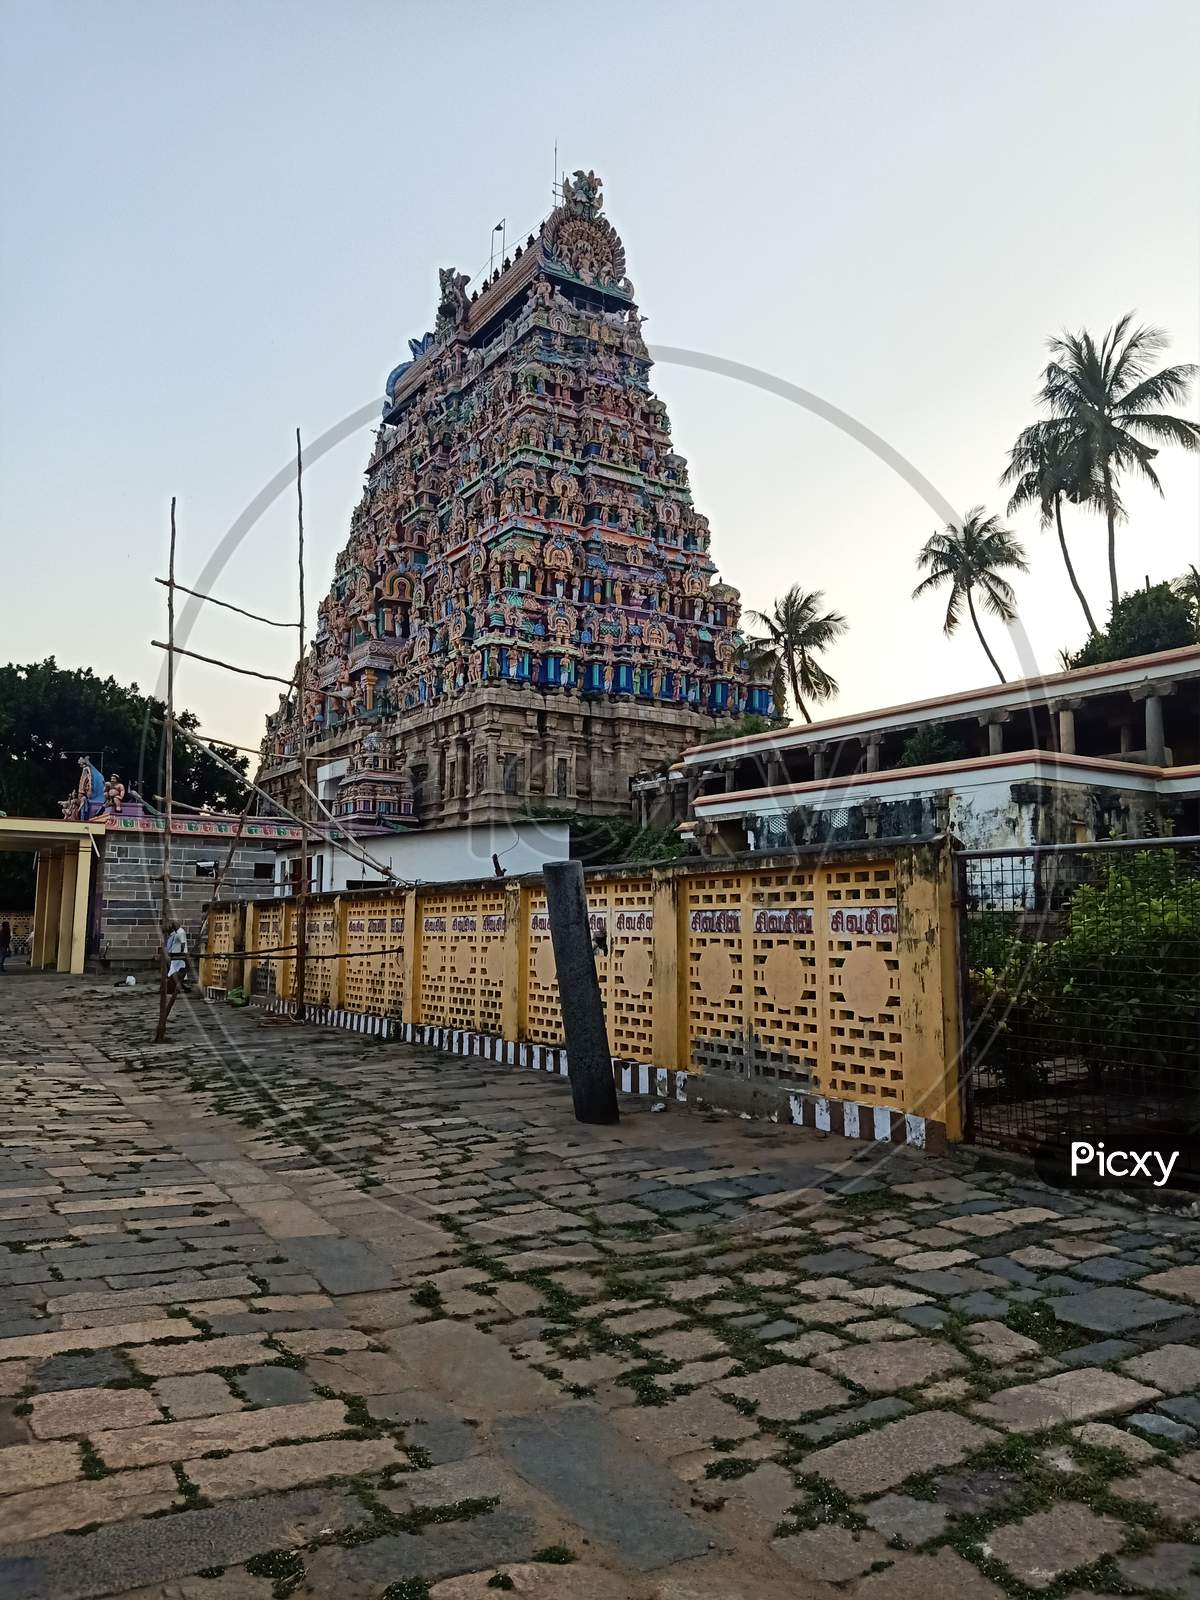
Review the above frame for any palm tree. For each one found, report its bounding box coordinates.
[1001,421,1100,637]
[912,509,1028,684]
[747,586,847,723]
[1040,315,1199,615]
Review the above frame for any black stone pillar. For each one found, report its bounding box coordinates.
[544,860,620,1125]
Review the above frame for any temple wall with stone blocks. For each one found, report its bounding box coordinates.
[96,832,283,969]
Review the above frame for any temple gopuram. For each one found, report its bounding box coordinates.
[258,171,769,848]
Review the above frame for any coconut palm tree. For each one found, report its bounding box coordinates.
[1040,315,1199,615]
[747,586,847,723]
[1001,421,1100,637]
[912,509,1028,684]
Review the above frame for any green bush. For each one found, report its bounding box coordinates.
[966,852,1200,1084]
[1037,852,1199,1068]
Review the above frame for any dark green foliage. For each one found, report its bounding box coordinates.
[78,1439,111,1479]
[704,1456,757,1480]
[896,723,968,768]
[698,713,777,744]
[0,658,251,903]
[532,1545,577,1564]
[245,1549,306,1598]
[487,1576,516,1591]
[380,1582,431,1600]
[568,813,685,866]
[1003,1299,1085,1355]
[1063,581,1197,669]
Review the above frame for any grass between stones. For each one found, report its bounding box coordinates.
[1001,1299,1089,1356]
[828,1191,913,1219]
[78,1438,112,1480]
[245,1547,307,1599]
[411,1283,445,1313]
[379,1580,431,1600]
[779,1473,866,1534]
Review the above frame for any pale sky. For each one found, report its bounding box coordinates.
[2,0,1198,756]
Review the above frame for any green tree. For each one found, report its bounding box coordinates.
[897,723,967,768]
[1040,315,1199,614]
[1063,581,1198,669]
[912,509,1028,684]
[1001,420,1100,636]
[698,714,775,744]
[747,586,847,724]
[0,659,250,903]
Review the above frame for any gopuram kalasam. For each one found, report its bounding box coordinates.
[258,172,770,833]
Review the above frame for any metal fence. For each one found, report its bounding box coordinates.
[958,837,1200,1155]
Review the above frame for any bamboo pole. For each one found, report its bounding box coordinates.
[292,429,309,1022]
[150,640,297,686]
[154,497,177,1043]
[153,576,299,629]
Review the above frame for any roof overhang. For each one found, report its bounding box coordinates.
[0,818,106,855]
[681,646,1200,767]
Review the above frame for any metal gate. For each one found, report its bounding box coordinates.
[957,838,1200,1154]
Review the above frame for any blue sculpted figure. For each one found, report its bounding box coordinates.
[77,758,107,820]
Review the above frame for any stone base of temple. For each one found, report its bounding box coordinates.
[266,685,717,830]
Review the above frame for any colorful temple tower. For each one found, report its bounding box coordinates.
[259,171,769,836]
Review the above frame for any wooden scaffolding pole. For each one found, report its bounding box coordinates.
[292,429,309,1022]
[154,496,177,1043]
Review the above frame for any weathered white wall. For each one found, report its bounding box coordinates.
[734,766,1161,853]
[275,817,570,892]
[947,775,1036,850]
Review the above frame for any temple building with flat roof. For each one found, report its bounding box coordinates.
[636,645,1200,854]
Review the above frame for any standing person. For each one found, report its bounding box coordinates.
[0,921,10,974]
[163,920,189,1020]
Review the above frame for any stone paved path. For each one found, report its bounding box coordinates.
[2,973,1200,1599]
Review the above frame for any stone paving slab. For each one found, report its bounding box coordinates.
[972,1368,1161,1432]
[0,1462,180,1541]
[1046,1286,1183,1333]
[91,1397,349,1469]
[28,1385,162,1438]
[848,1547,1005,1600]
[498,1404,712,1570]
[718,1363,853,1419]
[985,1502,1125,1588]
[186,1435,403,1500]
[816,1335,966,1393]
[0,1439,82,1494]
[1120,1343,1200,1393]
[0,1486,366,1600]
[801,1410,999,1496]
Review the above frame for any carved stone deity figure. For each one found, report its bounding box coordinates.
[436,267,470,330]
[562,169,603,218]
